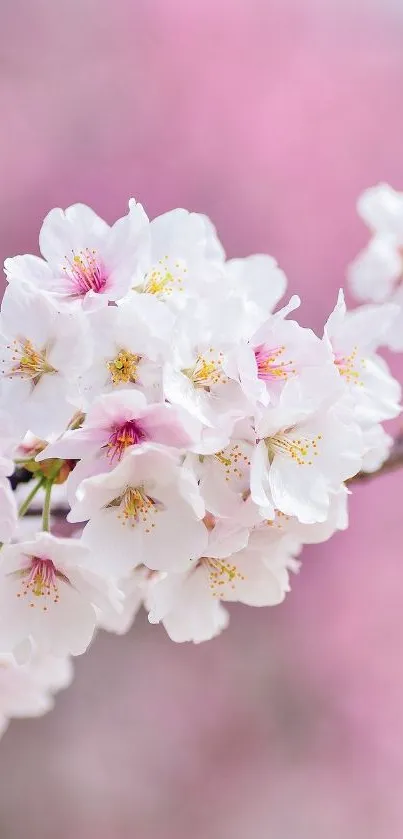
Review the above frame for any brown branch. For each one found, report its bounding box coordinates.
[348,431,403,484]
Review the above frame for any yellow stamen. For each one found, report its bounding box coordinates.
[266,432,322,466]
[5,338,56,383]
[142,257,187,296]
[202,557,245,596]
[335,346,365,386]
[114,487,161,533]
[183,349,225,389]
[107,350,141,385]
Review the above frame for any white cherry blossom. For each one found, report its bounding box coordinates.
[0,532,113,658]
[146,522,294,643]
[233,305,335,409]
[0,284,91,437]
[36,388,196,472]
[71,445,208,575]
[5,200,150,310]
[251,370,363,523]
[163,302,252,430]
[130,207,225,308]
[325,290,401,425]
[78,296,173,407]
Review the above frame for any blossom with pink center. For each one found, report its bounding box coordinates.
[0,532,115,658]
[4,200,150,310]
[254,344,297,383]
[36,389,197,472]
[232,301,336,409]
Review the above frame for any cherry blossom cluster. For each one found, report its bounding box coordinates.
[0,196,400,733]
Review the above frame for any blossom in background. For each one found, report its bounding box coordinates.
[348,183,403,350]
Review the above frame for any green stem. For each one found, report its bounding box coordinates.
[42,480,53,532]
[18,477,46,518]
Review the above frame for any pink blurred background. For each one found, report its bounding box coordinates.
[1,1,403,836]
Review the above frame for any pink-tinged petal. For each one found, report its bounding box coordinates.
[141,403,194,448]
[86,389,147,429]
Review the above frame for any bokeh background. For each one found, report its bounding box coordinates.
[1,1,403,836]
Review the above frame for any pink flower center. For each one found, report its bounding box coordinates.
[63,249,108,296]
[15,557,69,611]
[106,420,148,462]
[254,344,296,382]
